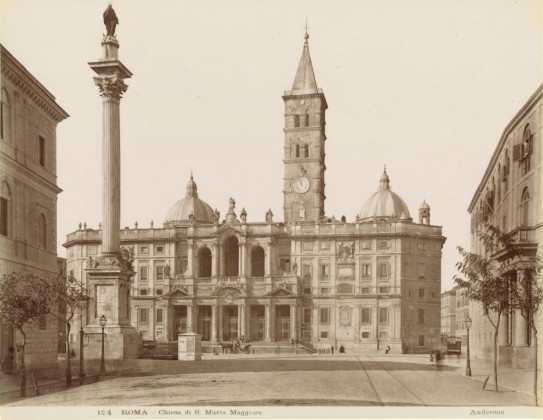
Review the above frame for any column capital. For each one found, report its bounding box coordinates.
[94,75,128,100]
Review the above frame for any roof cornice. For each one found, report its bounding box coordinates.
[467,85,542,212]
[1,44,69,123]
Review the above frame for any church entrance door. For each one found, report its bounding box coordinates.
[197,306,212,341]
[173,305,187,340]
[275,305,291,341]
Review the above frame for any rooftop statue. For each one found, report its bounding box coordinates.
[103,4,119,37]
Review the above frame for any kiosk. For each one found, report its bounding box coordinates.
[178,332,202,361]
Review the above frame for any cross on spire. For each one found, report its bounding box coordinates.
[304,18,309,34]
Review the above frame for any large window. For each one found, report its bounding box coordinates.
[139,266,148,282]
[156,308,163,323]
[418,308,425,325]
[303,308,312,324]
[224,236,239,276]
[503,150,510,190]
[251,246,265,277]
[378,263,390,279]
[198,247,212,278]
[521,188,530,227]
[39,213,47,248]
[156,266,165,281]
[0,181,10,237]
[39,136,46,167]
[139,308,149,323]
[361,307,371,324]
[520,125,533,175]
[320,308,330,325]
[319,263,329,281]
[361,263,371,278]
[379,308,388,324]
[1,89,11,142]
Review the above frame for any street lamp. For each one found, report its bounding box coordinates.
[79,306,86,384]
[99,315,107,374]
[429,331,433,362]
[465,315,472,377]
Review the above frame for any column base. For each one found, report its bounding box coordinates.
[84,325,141,360]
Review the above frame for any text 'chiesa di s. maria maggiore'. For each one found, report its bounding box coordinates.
[64,29,446,355]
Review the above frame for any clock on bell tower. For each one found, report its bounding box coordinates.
[283,31,328,223]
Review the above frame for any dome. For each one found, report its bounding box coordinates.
[164,174,215,225]
[358,168,411,221]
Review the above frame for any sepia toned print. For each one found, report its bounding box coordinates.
[0,1,541,419]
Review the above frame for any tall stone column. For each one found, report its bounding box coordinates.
[211,244,218,277]
[187,305,193,332]
[84,7,140,360]
[240,241,247,277]
[187,240,194,277]
[239,304,246,338]
[290,304,297,340]
[265,304,272,342]
[211,305,218,343]
[265,242,271,275]
[218,306,223,342]
[220,247,225,277]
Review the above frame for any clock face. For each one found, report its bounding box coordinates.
[293,176,310,193]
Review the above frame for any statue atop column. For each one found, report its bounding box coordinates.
[103,4,119,37]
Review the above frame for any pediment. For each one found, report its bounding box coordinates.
[211,224,242,238]
[160,287,191,298]
[210,285,247,297]
[265,287,296,297]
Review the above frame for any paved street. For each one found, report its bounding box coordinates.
[1,354,535,407]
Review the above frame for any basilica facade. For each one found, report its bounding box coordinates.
[64,33,445,353]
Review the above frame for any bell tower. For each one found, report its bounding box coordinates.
[283,30,328,223]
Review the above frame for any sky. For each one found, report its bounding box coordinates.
[1,0,541,291]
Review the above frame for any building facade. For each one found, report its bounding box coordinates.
[467,86,542,377]
[440,288,456,338]
[0,45,68,372]
[64,33,445,354]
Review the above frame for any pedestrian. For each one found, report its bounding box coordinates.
[2,347,14,374]
[240,334,245,344]
[339,345,345,353]
[290,338,295,348]
[331,345,334,355]
[385,345,391,354]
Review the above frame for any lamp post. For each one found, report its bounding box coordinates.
[99,315,107,374]
[430,330,434,362]
[79,309,86,384]
[465,316,472,377]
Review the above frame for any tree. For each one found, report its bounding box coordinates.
[456,224,543,400]
[480,225,543,405]
[47,275,90,386]
[0,273,52,397]
[454,229,511,392]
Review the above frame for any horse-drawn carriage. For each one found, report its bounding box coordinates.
[218,340,252,354]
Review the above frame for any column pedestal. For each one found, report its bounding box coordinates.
[85,255,140,359]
